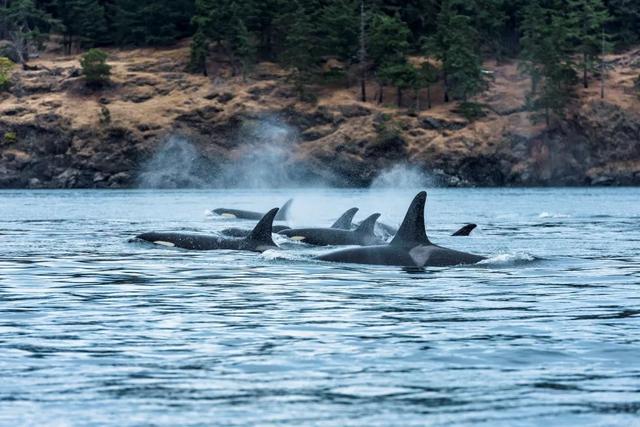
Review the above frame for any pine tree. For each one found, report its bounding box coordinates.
[188,27,209,75]
[278,0,317,98]
[0,0,57,64]
[113,0,193,46]
[368,13,410,104]
[317,0,358,61]
[606,0,640,48]
[414,61,439,110]
[57,0,107,53]
[520,0,577,126]
[427,0,484,102]
[567,0,609,88]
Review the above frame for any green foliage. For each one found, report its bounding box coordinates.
[80,48,111,87]
[427,0,484,102]
[113,0,194,46]
[520,0,578,126]
[455,101,487,121]
[188,29,209,75]
[606,0,640,49]
[0,57,15,90]
[0,0,58,63]
[567,0,610,88]
[277,1,317,98]
[368,14,410,68]
[56,0,107,53]
[3,131,17,144]
[317,0,358,61]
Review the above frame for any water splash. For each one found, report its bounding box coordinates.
[370,164,437,189]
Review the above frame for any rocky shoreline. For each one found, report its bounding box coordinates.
[1,45,639,189]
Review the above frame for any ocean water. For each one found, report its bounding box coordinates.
[0,188,639,426]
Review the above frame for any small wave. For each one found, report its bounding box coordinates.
[260,249,306,262]
[204,209,215,218]
[538,212,571,219]
[479,252,537,266]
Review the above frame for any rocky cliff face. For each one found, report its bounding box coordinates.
[1,43,639,188]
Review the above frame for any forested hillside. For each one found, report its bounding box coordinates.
[1,1,639,188]
[2,0,640,123]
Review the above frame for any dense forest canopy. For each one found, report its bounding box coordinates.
[1,0,639,123]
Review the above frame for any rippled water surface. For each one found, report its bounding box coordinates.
[1,188,639,426]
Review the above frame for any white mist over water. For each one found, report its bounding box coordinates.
[217,118,302,188]
[137,118,330,189]
[370,164,437,189]
[137,136,210,189]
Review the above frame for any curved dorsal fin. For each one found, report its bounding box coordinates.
[331,207,359,229]
[355,213,381,235]
[275,199,293,221]
[452,223,477,236]
[390,192,430,247]
[248,208,279,245]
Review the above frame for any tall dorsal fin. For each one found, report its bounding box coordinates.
[355,213,381,235]
[452,223,477,236]
[390,191,430,247]
[275,199,293,221]
[331,208,359,229]
[247,208,279,245]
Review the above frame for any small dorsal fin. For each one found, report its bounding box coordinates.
[355,213,381,235]
[452,224,477,236]
[275,199,293,221]
[331,207,359,229]
[390,191,430,247]
[248,208,279,244]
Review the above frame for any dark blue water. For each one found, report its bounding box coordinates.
[1,188,639,426]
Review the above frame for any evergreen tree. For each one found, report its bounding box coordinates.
[414,61,439,110]
[606,0,640,48]
[317,0,358,61]
[567,0,609,88]
[80,47,111,86]
[520,0,577,126]
[188,27,209,75]
[57,0,107,53]
[277,0,317,98]
[113,0,193,46]
[427,0,484,102]
[368,13,410,103]
[0,0,57,64]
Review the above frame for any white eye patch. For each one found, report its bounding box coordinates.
[221,213,237,218]
[290,236,306,241]
[153,241,176,247]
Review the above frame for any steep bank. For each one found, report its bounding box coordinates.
[1,42,639,188]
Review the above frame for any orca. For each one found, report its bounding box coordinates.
[220,224,291,238]
[317,192,486,267]
[279,213,385,246]
[452,224,477,236]
[213,199,293,221]
[135,208,279,252]
[331,207,359,229]
[218,207,357,238]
